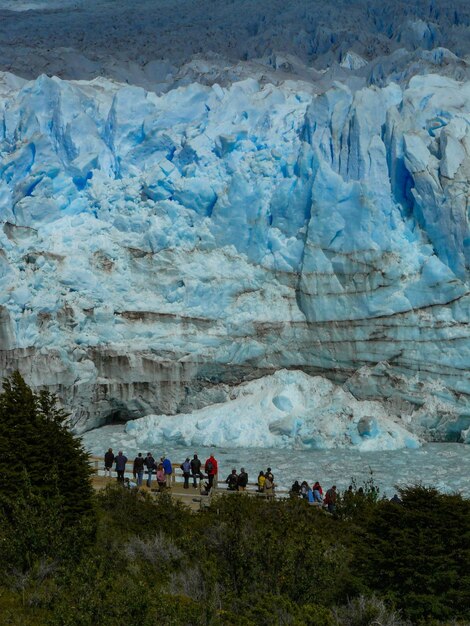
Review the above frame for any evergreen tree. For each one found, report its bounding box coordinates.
[357,485,470,621]
[0,371,95,572]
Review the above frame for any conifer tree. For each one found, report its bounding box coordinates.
[0,371,95,571]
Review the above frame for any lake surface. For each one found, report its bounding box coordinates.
[82,424,470,498]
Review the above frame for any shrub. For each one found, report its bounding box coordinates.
[333,595,411,626]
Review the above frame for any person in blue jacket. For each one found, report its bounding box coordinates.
[162,455,172,489]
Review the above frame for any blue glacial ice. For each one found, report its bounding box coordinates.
[0,0,469,449]
[124,370,421,451]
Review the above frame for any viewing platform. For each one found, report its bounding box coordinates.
[89,455,290,511]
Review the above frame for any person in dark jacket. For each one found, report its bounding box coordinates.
[133,452,145,487]
[226,469,238,491]
[144,452,155,488]
[104,448,114,478]
[324,485,337,513]
[237,467,248,491]
[181,458,191,489]
[191,453,203,488]
[290,480,301,497]
[115,451,128,483]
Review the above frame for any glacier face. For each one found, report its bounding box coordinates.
[0,70,469,439]
[0,0,470,443]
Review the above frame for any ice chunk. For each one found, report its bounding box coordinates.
[125,370,421,451]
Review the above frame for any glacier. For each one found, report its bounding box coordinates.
[0,0,470,448]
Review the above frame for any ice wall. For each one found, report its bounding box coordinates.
[0,65,469,441]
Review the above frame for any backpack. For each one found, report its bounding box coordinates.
[206,460,214,473]
[238,472,248,487]
[227,474,238,488]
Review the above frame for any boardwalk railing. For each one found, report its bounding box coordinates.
[89,455,290,497]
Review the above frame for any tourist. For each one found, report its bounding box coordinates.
[104,448,114,478]
[237,467,248,491]
[144,452,155,488]
[226,468,238,491]
[115,450,127,483]
[204,452,218,490]
[191,453,203,488]
[312,482,323,503]
[264,473,275,499]
[290,480,301,497]
[156,463,166,490]
[133,452,145,487]
[162,455,173,489]
[266,467,274,482]
[390,493,403,505]
[257,471,266,492]
[181,457,191,489]
[313,481,323,497]
[125,477,137,489]
[324,485,337,513]
[200,479,211,496]
[300,481,309,499]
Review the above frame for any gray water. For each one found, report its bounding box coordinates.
[82,425,470,498]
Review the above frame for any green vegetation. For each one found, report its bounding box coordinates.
[0,373,469,625]
[0,372,95,583]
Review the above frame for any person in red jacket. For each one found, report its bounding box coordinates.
[204,453,218,490]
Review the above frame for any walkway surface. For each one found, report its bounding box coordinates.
[92,474,216,511]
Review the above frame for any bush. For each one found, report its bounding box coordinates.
[198,494,354,606]
[333,595,411,626]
